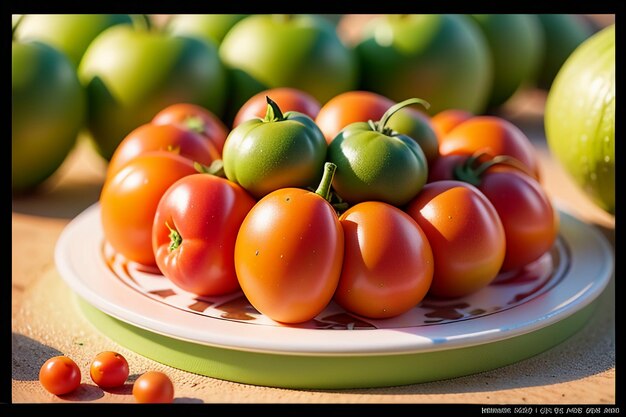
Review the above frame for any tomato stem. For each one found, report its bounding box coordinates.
[264,96,285,122]
[453,151,535,186]
[165,222,182,251]
[183,116,206,134]
[194,160,226,178]
[315,162,337,202]
[378,98,430,134]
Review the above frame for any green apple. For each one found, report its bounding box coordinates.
[164,14,248,46]
[535,14,594,89]
[12,40,86,192]
[13,14,149,67]
[545,24,614,214]
[355,14,493,116]
[78,25,228,160]
[219,14,358,123]
[469,14,544,109]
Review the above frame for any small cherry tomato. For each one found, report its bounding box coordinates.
[438,115,540,179]
[100,151,197,265]
[430,108,473,140]
[152,102,229,155]
[315,90,395,143]
[89,351,130,389]
[153,173,256,296]
[233,87,321,128]
[235,163,344,323]
[106,123,219,180]
[406,180,506,298]
[132,371,174,403]
[39,356,81,396]
[335,201,434,319]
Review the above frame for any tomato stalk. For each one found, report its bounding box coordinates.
[315,162,337,202]
[453,151,535,186]
[194,160,226,178]
[264,96,285,122]
[165,222,182,251]
[374,97,430,135]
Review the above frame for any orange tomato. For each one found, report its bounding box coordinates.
[100,152,197,266]
[132,371,174,403]
[152,102,229,155]
[106,123,219,180]
[232,87,322,127]
[315,90,395,143]
[430,108,473,140]
[234,163,344,323]
[90,351,129,389]
[39,356,81,396]
[438,115,540,179]
[335,201,433,319]
[406,180,506,298]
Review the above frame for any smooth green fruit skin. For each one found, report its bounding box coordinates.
[355,14,492,115]
[223,112,327,199]
[535,14,593,89]
[328,122,428,207]
[78,25,228,161]
[13,14,149,67]
[12,41,86,192]
[165,14,248,46]
[470,14,544,109]
[385,109,439,165]
[219,14,358,122]
[545,24,614,214]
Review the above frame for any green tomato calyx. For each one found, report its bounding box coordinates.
[375,98,430,136]
[194,159,226,178]
[453,151,534,186]
[264,96,285,122]
[184,116,207,135]
[165,222,182,252]
[315,162,337,202]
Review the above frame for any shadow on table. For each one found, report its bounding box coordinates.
[12,333,63,381]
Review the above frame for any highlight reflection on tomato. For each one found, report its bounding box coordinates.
[39,356,81,396]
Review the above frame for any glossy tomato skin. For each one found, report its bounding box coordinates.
[39,356,81,396]
[335,201,434,319]
[152,103,229,155]
[430,109,474,140]
[90,351,129,388]
[315,91,394,143]
[100,152,197,266]
[475,167,559,271]
[438,115,540,179]
[235,187,344,324]
[153,174,256,296]
[106,123,219,180]
[132,371,174,403]
[233,87,322,128]
[406,180,506,298]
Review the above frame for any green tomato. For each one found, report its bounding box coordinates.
[355,14,492,115]
[223,97,327,199]
[327,99,429,207]
[219,14,358,123]
[13,14,149,67]
[12,40,86,192]
[385,107,439,166]
[545,24,614,214]
[78,25,228,161]
[469,14,544,109]
[164,14,248,46]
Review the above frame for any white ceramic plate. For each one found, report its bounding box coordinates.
[55,203,613,356]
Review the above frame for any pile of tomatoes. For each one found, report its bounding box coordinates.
[99,89,559,324]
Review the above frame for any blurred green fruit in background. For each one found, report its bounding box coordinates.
[12,41,86,192]
[13,14,150,67]
[78,25,228,161]
[164,14,248,46]
[535,14,594,90]
[355,14,492,116]
[469,14,544,109]
[219,14,358,123]
[545,24,614,214]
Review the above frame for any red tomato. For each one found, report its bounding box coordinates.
[90,351,129,389]
[100,152,197,266]
[438,115,540,179]
[406,180,506,298]
[430,109,473,140]
[106,123,220,180]
[315,90,395,143]
[232,87,322,128]
[152,103,229,155]
[234,163,344,323]
[427,153,470,183]
[335,201,434,319]
[39,356,81,396]
[153,173,256,296]
[132,371,174,403]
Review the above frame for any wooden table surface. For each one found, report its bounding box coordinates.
[11,91,615,405]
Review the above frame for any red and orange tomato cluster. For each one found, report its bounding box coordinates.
[98,87,559,324]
